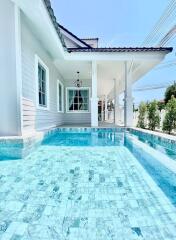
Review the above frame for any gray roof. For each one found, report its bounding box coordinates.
[43,0,173,55]
[68,47,173,53]
[43,0,92,49]
[81,38,99,40]
[43,0,66,49]
[59,24,92,48]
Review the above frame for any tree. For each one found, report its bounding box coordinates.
[164,82,176,104]
[137,102,147,129]
[147,100,160,131]
[157,101,165,111]
[162,96,176,134]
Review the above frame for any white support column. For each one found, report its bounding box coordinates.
[115,94,121,125]
[113,78,116,124]
[101,99,104,122]
[113,78,120,125]
[91,61,98,127]
[0,1,22,136]
[15,4,23,135]
[124,61,133,127]
[105,95,108,121]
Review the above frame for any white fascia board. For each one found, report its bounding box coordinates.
[64,51,168,62]
[38,0,65,56]
[12,0,65,59]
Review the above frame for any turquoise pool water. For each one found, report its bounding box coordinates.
[0,129,176,239]
[42,131,124,146]
[129,133,176,161]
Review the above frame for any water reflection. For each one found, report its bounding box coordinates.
[42,131,124,146]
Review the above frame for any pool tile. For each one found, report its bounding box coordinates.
[0,146,176,239]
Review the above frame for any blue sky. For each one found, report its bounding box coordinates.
[51,0,176,105]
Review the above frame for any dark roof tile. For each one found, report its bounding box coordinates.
[81,38,99,40]
[43,0,67,49]
[43,0,92,49]
[59,24,92,48]
[68,47,173,53]
[42,1,173,55]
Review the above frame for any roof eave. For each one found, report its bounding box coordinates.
[43,0,67,50]
[67,47,173,53]
[59,24,93,49]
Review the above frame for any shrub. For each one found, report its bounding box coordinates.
[157,101,165,111]
[147,100,160,131]
[164,82,176,103]
[137,102,147,129]
[162,96,176,134]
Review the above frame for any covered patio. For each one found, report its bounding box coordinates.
[56,47,172,127]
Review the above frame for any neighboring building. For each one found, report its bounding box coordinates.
[0,0,172,136]
[81,38,99,48]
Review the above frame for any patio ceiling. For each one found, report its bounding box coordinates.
[54,59,163,97]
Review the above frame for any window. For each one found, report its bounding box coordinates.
[38,64,47,107]
[67,88,89,112]
[57,80,64,112]
[35,55,49,110]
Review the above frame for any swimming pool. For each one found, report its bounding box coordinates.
[127,129,176,161]
[42,130,124,146]
[0,128,176,239]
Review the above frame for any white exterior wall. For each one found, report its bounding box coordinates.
[64,113,91,125]
[0,1,22,136]
[21,13,91,130]
[82,39,98,48]
[21,14,64,132]
[63,35,80,48]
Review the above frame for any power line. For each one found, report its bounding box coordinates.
[142,0,176,46]
[133,81,175,92]
[154,62,176,70]
[143,1,176,45]
[143,0,175,44]
[158,24,176,46]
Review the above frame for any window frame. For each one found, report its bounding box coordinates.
[66,87,90,113]
[35,55,49,110]
[57,79,64,113]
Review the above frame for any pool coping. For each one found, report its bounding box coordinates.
[128,127,176,152]
[0,126,176,160]
[126,133,176,174]
[0,126,175,145]
[0,126,125,141]
[0,131,44,145]
[129,127,176,141]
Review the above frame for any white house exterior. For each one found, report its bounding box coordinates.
[0,0,172,136]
